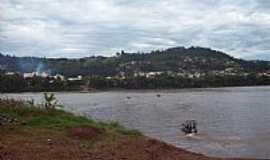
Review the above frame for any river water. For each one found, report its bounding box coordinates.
[2,86,270,159]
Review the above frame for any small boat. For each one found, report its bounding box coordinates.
[181,120,198,134]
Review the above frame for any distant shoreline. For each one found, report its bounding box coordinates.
[1,84,270,94]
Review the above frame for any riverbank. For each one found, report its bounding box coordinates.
[0,99,256,160]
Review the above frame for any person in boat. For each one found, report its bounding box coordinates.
[181,120,197,134]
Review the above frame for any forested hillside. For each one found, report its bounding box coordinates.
[0,46,269,77]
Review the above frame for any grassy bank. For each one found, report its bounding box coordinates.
[0,98,254,160]
[0,97,141,137]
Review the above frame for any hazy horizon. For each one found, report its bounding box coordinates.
[1,0,270,59]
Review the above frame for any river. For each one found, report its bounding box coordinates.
[2,86,270,159]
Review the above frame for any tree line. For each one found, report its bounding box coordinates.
[1,73,270,92]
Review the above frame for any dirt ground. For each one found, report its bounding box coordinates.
[0,126,256,160]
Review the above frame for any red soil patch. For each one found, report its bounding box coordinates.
[88,137,223,160]
[71,126,103,139]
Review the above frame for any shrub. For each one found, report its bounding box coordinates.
[43,93,62,111]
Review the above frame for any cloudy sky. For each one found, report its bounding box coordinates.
[0,0,270,59]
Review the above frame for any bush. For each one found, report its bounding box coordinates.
[43,93,62,111]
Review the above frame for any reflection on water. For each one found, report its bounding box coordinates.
[2,86,270,159]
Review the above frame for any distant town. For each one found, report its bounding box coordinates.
[3,67,270,82]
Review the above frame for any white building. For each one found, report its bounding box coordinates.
[23,72,35,78]
[134,72,146,77]
[5,72,16,76]
[39,72,49,78]
[68,75,83,81]
[23,72,50,78]
[54,74,65,81]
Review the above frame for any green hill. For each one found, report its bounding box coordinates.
[0,46,269,77]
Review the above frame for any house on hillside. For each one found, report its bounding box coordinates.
[67,75,82,81]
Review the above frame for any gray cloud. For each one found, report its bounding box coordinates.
[0,0,270,59]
